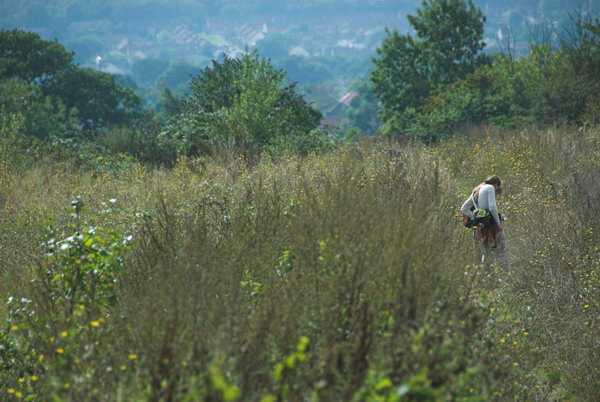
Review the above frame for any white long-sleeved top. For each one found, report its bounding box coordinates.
[460,184,500,225]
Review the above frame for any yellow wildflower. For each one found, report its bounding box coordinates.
[56,348,65,354]
[7,388,15,394]
[60,331,68,338]
[30,375,38,381]
[128,354,138,360]
[90,321,100,327]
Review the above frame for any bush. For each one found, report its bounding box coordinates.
[166,51,322,158]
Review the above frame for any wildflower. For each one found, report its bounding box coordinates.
[513,362,519,367]
[38,354,44,361]
[90,321,100,327]
[499,338,506,343]
[18,377,25,383]
[119,365,127,371]
[128,354,138,360]
[10,325,18,331]
[56,348,65,354]
[30,375,38,381]
[7,388,15,394]
[15,391,23,398]
[60,331,68,338]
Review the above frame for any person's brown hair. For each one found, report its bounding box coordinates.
[484,175,502,186]
[473,175,502,203]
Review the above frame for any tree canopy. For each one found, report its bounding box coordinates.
[0,29,141,136]
[371,0,488,130]
[165,51,323,156]
[0,29,74,86]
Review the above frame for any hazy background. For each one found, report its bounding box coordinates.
[2,0,597,111]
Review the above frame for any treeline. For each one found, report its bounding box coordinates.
[0,30,141,137]
[370,1,600,142]
[2,0,600,171]
[1,28,333,170]
[2,10,600,170]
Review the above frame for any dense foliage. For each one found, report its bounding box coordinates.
[371,1,600,141]
[0,29,142,138]
[372,0,489,137]
[163,52,325,157]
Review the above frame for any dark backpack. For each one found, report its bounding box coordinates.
[463,208,493,229]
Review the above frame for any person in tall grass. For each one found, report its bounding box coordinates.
[461,175,508,268]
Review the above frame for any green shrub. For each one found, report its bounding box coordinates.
[166,51,322,158]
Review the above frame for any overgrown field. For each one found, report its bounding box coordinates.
[1,125,598,401]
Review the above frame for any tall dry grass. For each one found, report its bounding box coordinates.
[0,125,598,400]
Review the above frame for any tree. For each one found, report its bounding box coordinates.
[167,51,322,156]
[371,30,431,122]
[132,58,170,87]
[157,62,198,94]
[371,0,488,129]
[0,29,73,86]
[407,0,488,84]
[0,79,77,139]
[1,30,141,134]
[45,67,141,132]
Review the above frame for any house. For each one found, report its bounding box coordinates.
[320,91,360,129]
[289,46,310,57]
[237,24,266,46]
[172,25,208,51]
[327,91,359,117]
